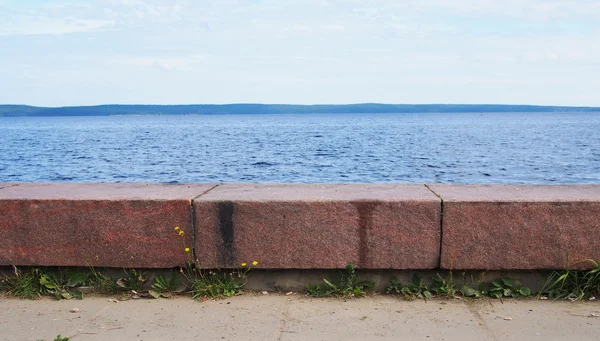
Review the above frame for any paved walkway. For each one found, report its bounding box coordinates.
[1,294,598,341]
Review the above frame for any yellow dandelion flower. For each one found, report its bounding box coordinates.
[185,247,190,253]
[178,230,185,236]
[252,260,258,266]
[241,262,247,267]
[174,226,180,231]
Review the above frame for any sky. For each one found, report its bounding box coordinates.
[1,0,599,107]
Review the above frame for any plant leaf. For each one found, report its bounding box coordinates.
[489,291,502,298]
[323,279,337,290]
[519,287,531,296]
[148,289,162,299]
[501,278,515,288]
[67,273,89,287]
[116,278,128,288]
[40,275,58,290]
[411,274,421,287]
[460,285,481,298]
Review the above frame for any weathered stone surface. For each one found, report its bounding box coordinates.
[430,185,600,270]
[193,184,441,269]
[0,183,216,267]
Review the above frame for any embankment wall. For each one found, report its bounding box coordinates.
[1,183,599,270]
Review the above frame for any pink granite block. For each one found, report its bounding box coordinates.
[0,183,215,267]
[430,185,600,270]
[193,184,441,269]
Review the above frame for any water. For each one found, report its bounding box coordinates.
[1,112,599,184]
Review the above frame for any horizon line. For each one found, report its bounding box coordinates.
[3,103,600,108]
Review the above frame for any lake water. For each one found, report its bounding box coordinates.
[1,112,599,184]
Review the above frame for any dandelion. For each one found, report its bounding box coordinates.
[179,230,185,236]
[174,226,180,231]
[185,247,190,253]
[241,262,247,267]
[252,260,258,266]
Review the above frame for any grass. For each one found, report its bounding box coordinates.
[173,225,257,299]
[384,271,531,300]
[386,274,432,300]
[190,270,246,299]
[306,263,374,297]
[87,268,120,294]
[0,267,86,299]
[0,223,258,301]
[538,259,600,300]
[0,267,45,298]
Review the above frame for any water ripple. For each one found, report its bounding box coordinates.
[1,112,600,184]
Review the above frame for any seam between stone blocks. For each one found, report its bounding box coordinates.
[189,183,221,265]
[424,184,444,269]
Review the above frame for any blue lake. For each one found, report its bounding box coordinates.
[1,112,599,184]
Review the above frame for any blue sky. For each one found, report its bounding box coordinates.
[1,0,599,106]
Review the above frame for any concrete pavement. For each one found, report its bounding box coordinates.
[1,294,598,341]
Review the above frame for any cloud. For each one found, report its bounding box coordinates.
[0,18,115,36]
[107,55,208,72]
[1,0,599,106]
[389,0,600,20]
[0,0,190,36]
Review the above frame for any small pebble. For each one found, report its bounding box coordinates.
[69,308,81,313]
[285,292,293,296]
[503,317,512,321]
[262,291,269,295]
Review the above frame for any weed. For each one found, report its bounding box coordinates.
[1,267,85,299]
[190,270,246,299]
[459,272,486,298]
[87,269,119,294]
[149,272,184,298]
[1,267,44,298]
[38,269,87,300]
[460,284,484,298]
[430,272,456,297]
[116,269,147,293]
[307,263,374,298]
[386,274,432,300]
[539,259,600,301]
[173,225,257,299]
[488,278,531,298]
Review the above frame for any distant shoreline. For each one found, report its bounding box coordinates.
[1,103,600,117]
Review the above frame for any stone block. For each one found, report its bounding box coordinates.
[430,185,600,270]
[0,183,215,267]
[193,184,441,269]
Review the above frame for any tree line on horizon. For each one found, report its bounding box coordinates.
[1,103,599,116]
